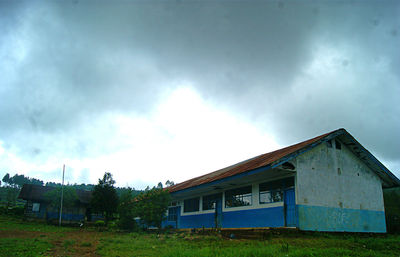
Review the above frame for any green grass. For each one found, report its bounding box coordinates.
[0,215,75,232]
[95,232,400,257]
[0,238,52,257]
[63,239,75,248]
[80,241,92,247]
[1,214,400,257]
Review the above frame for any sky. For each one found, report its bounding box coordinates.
[0,0,399,189]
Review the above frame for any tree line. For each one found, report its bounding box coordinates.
[1,173,44,188]
[1,172,175,231]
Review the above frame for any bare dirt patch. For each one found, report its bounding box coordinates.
[0,230,49,239]
[48,230,101,257]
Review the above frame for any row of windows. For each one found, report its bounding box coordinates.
[182,177,294,213]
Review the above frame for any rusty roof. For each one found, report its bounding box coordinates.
[168,129,339,193]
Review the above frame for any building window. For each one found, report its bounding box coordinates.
[167,207,177,221]
[259,186,283,204]
[202,193,222,210]
[259,177,294,204]
[326,140,332,148]
[184,197,199,212]
[32,203,40,212]
[225,186,252,208]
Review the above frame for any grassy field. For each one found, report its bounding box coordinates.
[0,215,399,257]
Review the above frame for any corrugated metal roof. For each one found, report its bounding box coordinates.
[168,128,400,193]
[168,130,337,193]
[18,184,92,204]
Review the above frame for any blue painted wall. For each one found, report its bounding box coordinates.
[46,212,85,221]
[298,205,386,233]
[31,211,85,221]
[175,206,285,229]
[222,206,284,228]
[180,212,215,228]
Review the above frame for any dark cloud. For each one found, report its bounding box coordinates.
[0,0,399,176]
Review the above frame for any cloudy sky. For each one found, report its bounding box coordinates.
[0,0,399,189]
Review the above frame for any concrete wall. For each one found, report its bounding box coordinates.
[296,140,386,232]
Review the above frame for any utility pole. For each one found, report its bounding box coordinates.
[59,164,65,226]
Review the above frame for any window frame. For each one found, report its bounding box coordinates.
[202,193,222,211]
[225,185,252,208]
[183,197,200,213]
[259,188,283,204]
[259,177,294,204]
[32,202,40,212]
[167,207,178,221]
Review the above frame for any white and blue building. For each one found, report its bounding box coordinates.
[163,129,400,233]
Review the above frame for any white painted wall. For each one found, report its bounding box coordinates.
[296,140,384,212]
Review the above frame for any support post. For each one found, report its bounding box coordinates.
[59,164,65,226]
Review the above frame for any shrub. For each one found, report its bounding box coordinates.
[118,216,138,231]
[0,206,7,214]
[8,206,25,216]
[108,221,118,230]
[95,220,106,227]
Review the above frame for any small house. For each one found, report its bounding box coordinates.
[163,128,400,232]
[18,184,96,222]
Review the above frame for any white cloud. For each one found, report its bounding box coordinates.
[0,87,280,188]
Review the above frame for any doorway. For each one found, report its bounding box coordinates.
[284,188,296,227]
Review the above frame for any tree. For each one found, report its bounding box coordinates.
[165,180,175,187]
[90,172,119,223]
[157,182,163,189]
[2,173,10,186]
[1,173,43,188]
[44,187,79,210]
[2,173,19,207]
[5,187,19,207]
[134,188,171,229]
[117,187,137,231]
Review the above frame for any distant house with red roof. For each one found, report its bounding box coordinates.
[163,128,400,232]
